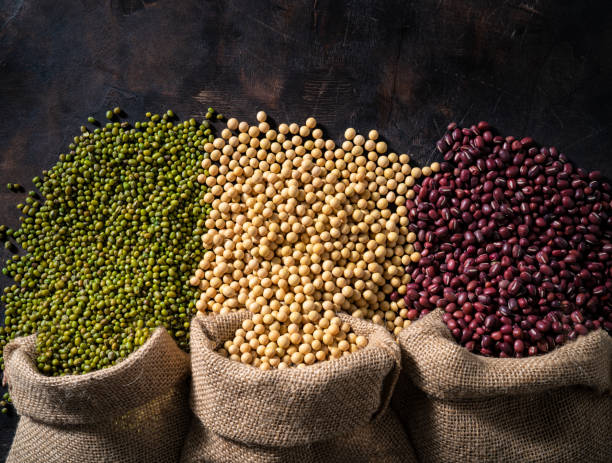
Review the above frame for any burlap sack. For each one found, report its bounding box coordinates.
[392,309,612,463]
[4,327,191,463]
[181,311,417,463]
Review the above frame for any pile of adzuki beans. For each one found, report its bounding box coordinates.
[403,121,612,357]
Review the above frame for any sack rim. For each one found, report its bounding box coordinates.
[190,310,402,446]
[398,309,612,400]
[193,310,400,382]
[4,326,190,423]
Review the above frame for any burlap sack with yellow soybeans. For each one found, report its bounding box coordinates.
[3,327,191,463]
[392,310,612,463]
[181,311,416,463]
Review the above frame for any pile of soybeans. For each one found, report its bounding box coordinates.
[190,111,436,369]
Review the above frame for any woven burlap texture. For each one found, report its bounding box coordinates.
[392,309,612,463]
[4,327,191,463]
[181,310,417,463]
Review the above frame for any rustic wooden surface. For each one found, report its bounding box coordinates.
[1,0,612,457]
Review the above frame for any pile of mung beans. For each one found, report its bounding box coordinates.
[0,108,215,375]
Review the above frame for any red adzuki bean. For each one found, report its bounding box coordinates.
[405,122,612,357]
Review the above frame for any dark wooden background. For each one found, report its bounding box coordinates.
[1,0,612,457]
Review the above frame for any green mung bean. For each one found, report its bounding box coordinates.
[0,109,212,375]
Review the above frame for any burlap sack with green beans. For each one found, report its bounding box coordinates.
[392,309,612,463]
[3,327,191,463]
[181,310,416,463]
